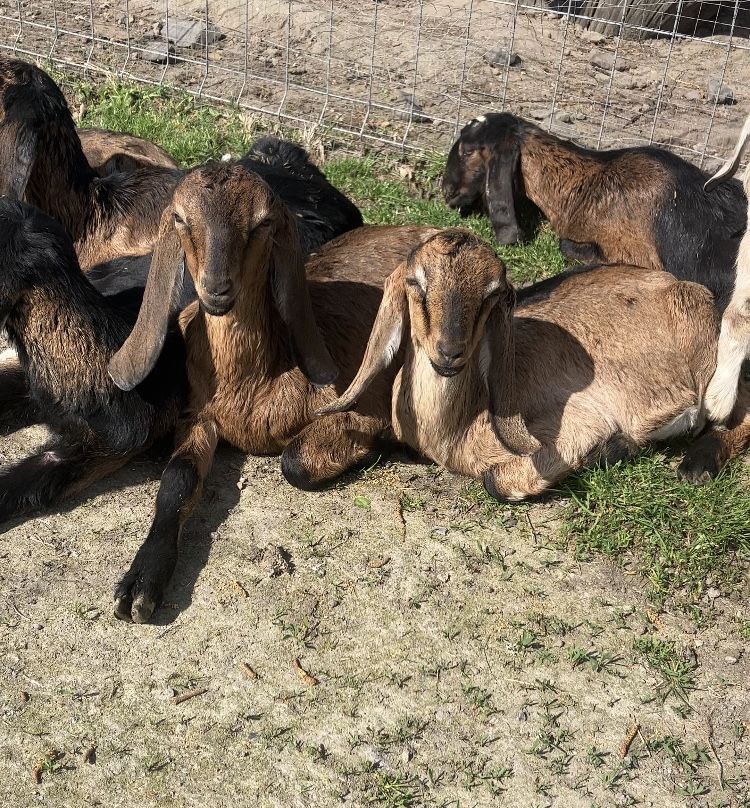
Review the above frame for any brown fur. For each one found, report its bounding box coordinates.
[77,127,179,173]
[323,230,720,500]
[107,162,434,621]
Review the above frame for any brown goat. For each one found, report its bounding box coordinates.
[77,127,180,174]
[442,113,745,311]
[106,161,434,622]
[0,58,181,269]
[322,230,719,500]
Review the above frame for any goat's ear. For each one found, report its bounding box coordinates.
[270,200,338,387]
[108,206,185,391]
[0,120,36,199]
[705,113,750,191]
[485,140,521,245]
[485,289,540,456]
[317,262,408,415]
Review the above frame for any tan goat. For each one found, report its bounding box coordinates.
[321,230,719,500]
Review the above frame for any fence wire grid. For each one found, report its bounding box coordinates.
[1,0,749,166]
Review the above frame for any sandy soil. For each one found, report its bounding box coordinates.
[1,366,748,806]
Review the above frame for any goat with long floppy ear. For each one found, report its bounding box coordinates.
[0,118,36,199]
[269,198,338,387]
[484,138,522,245]
[320,257,538,457]
[318,263,409,415]
[108,206,184,391]
[484,287,540,456]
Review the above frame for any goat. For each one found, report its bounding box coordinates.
[106,161,432,623]
[0,198,186,526]
[77,127,180,174]
[0,59,362,270]
[676,115,750,482]
[320,230,719,501]
[442,113,746,311]
[0,58,182,270]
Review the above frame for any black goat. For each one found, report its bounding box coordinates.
[443,113,746,311]
[0,198,186,523]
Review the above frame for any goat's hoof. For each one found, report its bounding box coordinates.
[281,444,328,491]
[676,453,720,485]
[114,573,162,624]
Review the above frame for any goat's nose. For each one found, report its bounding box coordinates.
[204,278,232,298]
[436,341,465,363]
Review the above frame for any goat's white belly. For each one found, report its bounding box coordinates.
[646,405,704,441]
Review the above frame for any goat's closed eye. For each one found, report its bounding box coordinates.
[173,211,187,227]
[405,277,426,300]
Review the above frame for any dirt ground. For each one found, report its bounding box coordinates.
[2,0,750,167]
[1,345,748,806]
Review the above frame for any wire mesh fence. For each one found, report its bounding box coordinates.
[0,0,748,165]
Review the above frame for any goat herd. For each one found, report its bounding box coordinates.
[0,59,748,624]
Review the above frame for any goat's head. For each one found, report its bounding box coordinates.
[0,58,80,199]
[442,113,526,245]
[705,113,750,194]
[320,228,539,456]
[108,161,338,392]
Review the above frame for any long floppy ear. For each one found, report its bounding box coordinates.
[0,119,36,199]
[270,199,338,387]
[485,289,540,456]
[705,113,750,192]
[485,140,521,245]
[108,206,185,391]
[317,263,408,415]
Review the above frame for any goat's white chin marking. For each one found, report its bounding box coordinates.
[647,406,703,441]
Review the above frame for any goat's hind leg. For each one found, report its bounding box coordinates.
[114,418,218,624]
[281,411,388,491]
[0,437,132,523]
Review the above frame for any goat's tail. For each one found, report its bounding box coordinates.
[0,437,133,524]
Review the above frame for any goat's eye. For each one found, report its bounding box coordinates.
[406,278,426,300]
[173,212,186,227]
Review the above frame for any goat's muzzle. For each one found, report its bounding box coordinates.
[430,360,464,378]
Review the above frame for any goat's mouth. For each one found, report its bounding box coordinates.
[430,361,463,378]
[199,294,236,317]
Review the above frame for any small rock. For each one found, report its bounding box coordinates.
[139,41,174,64]
[556,112,573,124]
[518,708,529,722]
[581,30,606,45]
[724,655,739,664]
[708,77,735,105]
[221,153,232,162]
[706,586,721,600]
[431,526,449,538]
[529,108,549,121]
[591,51,616,71]
[685,89,702,102]
[614,74,639,91]
[401,746,414,765]
[164,17,224,49]
[395,90,432,124]
[483,46,521,68]
[261,545,293,577]
[33,623,43,631]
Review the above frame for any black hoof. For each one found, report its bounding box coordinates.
[483,469,505,502]
[113,544,176,624]
[676,451,721,485]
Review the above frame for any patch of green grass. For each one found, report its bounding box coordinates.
[71,80,255,167]
[369,774,423,808]
[562,451,750,605]
[633,636,697,706]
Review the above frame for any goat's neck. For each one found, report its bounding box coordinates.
[26,127,96,244]
[394,344,488,473]
[519,131,601,227]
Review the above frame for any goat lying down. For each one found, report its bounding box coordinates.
[107,161,433,623]
[442,113,745,310]
[0,58,362,270]
[321,230,719,500]
[676,114,750,482]
[0,198,186,522]
[77,127,180,174]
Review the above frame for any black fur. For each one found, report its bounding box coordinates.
[444,113,747,312]
[0,198,187,518]
[114,457,199,623]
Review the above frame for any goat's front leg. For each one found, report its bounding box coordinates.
[704,287,750,423]
[114,417,219,624]
[281,411,389,490]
